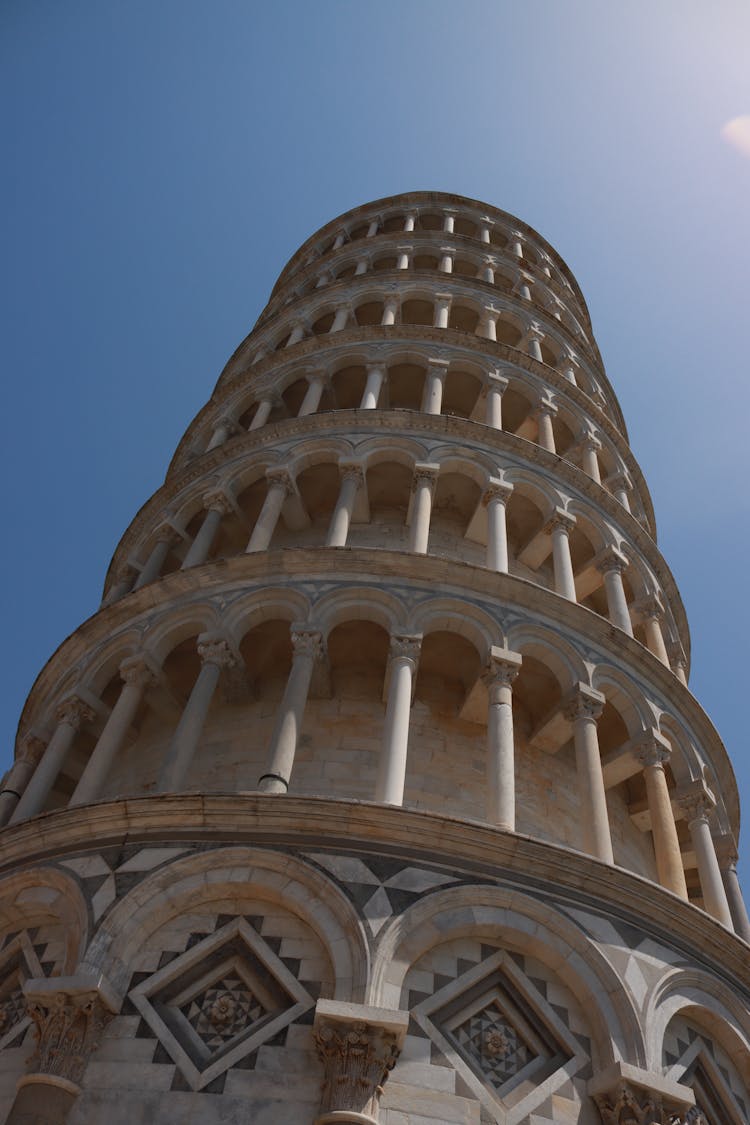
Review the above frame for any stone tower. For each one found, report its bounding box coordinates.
[1,192,749,1125]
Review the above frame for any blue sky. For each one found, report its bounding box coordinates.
[2,1,749,887]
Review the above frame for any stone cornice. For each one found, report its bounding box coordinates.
[17,549,732,829]
[268,191,594,330]
[0,794,747,996]
[117,411,674,645]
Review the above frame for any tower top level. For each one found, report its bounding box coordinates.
[2,193,748,1124]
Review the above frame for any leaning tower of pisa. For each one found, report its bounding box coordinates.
[1,192,749,1125]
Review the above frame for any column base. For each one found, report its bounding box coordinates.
[257,773,288,794]
[8,1075,80,1125]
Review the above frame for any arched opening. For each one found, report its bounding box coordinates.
[350,460,411,550]
[441,368,482,419]
[448,304,479,334]
[372,255,397,272]
[354,300,383,327]
[430,472,483,564]
[387,362,424,410]
[401,299,433,327]
[453,215,476,238]
[331,363,367,409]
[281,377,308,417]
[496,317,523,347]
[413,253,439,271]
[286,461,341,546]
[311,310,335,335]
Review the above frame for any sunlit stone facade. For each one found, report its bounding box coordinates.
[1,192,749,1124]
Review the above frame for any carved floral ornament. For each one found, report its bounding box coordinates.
[593,1081,697,1125]
[25,988,114,1088]
[314,1019,402,1124]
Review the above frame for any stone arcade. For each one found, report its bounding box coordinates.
[1,192,749,1123]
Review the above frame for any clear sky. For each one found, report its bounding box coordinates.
[2,2,749,888]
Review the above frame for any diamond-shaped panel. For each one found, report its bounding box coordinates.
[453,1001,534,1090]
[0,988,26,1038]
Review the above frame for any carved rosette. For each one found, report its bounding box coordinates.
[314,1019,401,1123]
[26,991,113,1088]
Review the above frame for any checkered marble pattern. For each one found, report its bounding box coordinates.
[0,988,26,1038]
[302,851,466,935]
[0,925,65,979]
[181,976,266,1050]
[663,1014,749,1122]
[60,845,192,922]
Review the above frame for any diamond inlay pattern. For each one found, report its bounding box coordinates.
[453,1002,534,1090]
[0,988,26,1037]
[182,976,266,1049]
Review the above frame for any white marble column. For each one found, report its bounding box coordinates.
[298,372,329,417]
[285,321,307,348]
[557,352,578,384]
[526,325,544,362]
[134,531,175,590]
[396,247,410,270]
[181,491,231,569]
[597,550,633,635]
[716,836,750,941]
[483,478,513,572]
[581,434,602,483]
[485,371,509,429]
[606,470,632,511]
[368,217,381,236]
[638,598,670,666]
[258,628,323,793]
[70,656,155,806]
[564,686,613,863]
[248,395,279,431]
[477,308,498,342]
[508,231,524,258]
[246,470,293,553]
[677,784,733,927]
[535,400,557,453]
[10,698,95,824]
[668,643,688,686]
[484,648,522,829]
[439,248,453,273]
[360,364,386,409]
[479,218,493,244]
[354,257,368,276]
[403,212,416,232]
[546,510,577,600]
[330,305,350,333]
[103,568,134,606]
[421,360,449,414]
[516,274,532,302]
[408,463,439,554]
[637,735,688,899]
[375,634,421,805]
[158,637,235,792]
[0,735,45,826]
[206,416,236,451]
[333,230,347,250]
[381,296,399,326]
[434,295,451,329]
[481,258,496,284]
[327,463,364,547]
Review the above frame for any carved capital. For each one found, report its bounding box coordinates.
[339,461,365,486]
[196,635,236,671]
[636,732,672,771]
[24,986,114,1087]
[593,1082,670,1124]
[314,1010,405,1124]
[563,684,605,724]
[202,489,233,516]
[291,628,325,662]
[55,697,95,731]
[545,508,576,536]
[18,733,46,767]
[596,548,629,577]
[265,467,295,495]
[483,647,522,689]
[412,462,440,491]
[482,477,513,506]
[389,633,422,667]
[634,595,665,623]
[676,781,717,825]
[119,654,157,689]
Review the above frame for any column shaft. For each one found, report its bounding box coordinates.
[0,740,43,826]
[640,753,688,898]
[689,815,733,926]
[568,700,613,863]
[409,471,436,554]
[360,365,385,409]
[722,863,750,941]
[421,367,446,414]
[134,536,172,590]
[537,409,556,452]
[246,478,289,552]
[327,470,361,547]
[181,505,223,569]
[158,642,231,792]
[644,614,670,665]
[549,518,577,601]
[375,638,420,805]
[258,633,320,793]
[601,562,633,635]
[249,398,274,430]
[10,702,92,824]
[298,377,326,417]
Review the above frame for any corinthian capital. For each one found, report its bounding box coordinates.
[55,697,95,731]
[24,980,116,1088]
[196,634,236,671]
[313,1001,408,1125]
[389,633,422,666]
[290,627,325,661]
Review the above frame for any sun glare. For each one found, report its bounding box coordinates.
[721,114,750,156]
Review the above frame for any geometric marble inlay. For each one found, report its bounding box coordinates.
[0,931,44,1050]
[131,917,315,1090]
[412,949,588,1124]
